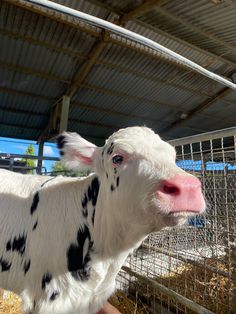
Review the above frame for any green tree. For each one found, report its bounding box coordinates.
[51,161,89,177]
[21,144,36,174]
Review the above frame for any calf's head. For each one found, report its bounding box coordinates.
[57,127,205,232]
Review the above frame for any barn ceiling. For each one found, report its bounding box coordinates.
[0,0,236,145]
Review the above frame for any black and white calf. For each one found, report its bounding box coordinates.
[0,127,205,314]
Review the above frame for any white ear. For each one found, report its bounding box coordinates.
[57,132,97,170]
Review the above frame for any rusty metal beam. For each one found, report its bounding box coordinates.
[157,6,236,56]
[0,27,87,61]
[72,101,159,123]
[3,0,100,38]
[88,0,236,70]
[0,86,54,101]
[0,61,71,83]
[38,0,166,139]
[80,82,185,112]
[161,87,232,134]
[1,85,235,126]
[66,40,106,98]
[119,0,167,24]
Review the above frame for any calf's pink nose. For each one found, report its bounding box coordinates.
[158,174,205,214]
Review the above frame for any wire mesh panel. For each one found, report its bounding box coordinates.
[114,127,236,314]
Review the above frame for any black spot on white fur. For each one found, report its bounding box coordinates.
[110,184,115,192]
[42,273,52,290]
[6,234,27,255]
[67,225,93,281]
[107,142,114,155]
[31,192,39,215]
[87,177,100,206]
[57,135,66,156]
[92,209,95,225]
[116,177,120,188]
[50,291,60,301]
[23,259,31,274]
[32,221,38,231]
[0,257,11,272]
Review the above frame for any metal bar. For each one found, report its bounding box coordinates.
[122,266,214,314]
[169,126,236,146]
[141,243,235,280]
[0,153,59,161]
[162,87,232,134]
[27,0,236,90]
[0,61,70,83]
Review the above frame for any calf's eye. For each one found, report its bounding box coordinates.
[112,155,124,165]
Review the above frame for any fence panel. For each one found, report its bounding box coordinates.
[114,127,236,314]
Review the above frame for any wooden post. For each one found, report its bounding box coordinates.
[37,141,44,175]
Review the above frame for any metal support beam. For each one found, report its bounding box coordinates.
[0,27,87,61]
[3,0,100,39]
[119,0,166,24]
[26,0,236,89]
[39,95,70,141]
[0,61,70,83]
[157,6,236,56]
[0,86,54,101]
[161,87,232,134]
[59,95,70,133]
[37,141,44,174]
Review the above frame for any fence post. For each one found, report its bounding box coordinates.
[37,141,44,175]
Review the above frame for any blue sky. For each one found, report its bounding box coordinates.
[177,159,236,171]
[0,137,60,173]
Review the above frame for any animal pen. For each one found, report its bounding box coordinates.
[112,127,236,314]
[0,126,235,314]
[0,1,236,313]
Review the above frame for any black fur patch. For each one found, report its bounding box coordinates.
[92,209,95,225]
[82,207,88,218]
[42,272,52,290]
[57,135,66,149]
[81,195,88,209]
[0,257,11,272]
[87,177,100,206]
[50,291,60,301]
[114,168,117,174]
[31,192,39,215]
[32,221,38,231]
[116,177,120,188]
[110,184,115,192]
[67,225,93,281]
[106,172,108,179]
[107,142,114,155]
[6,234,27,255]
[23,259,31,274]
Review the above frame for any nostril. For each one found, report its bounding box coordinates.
[162,184,180,195]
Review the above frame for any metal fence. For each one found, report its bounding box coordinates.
[0,153,59,175]
[114,127,236,314]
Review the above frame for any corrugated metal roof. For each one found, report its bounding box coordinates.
[0,0,236,145]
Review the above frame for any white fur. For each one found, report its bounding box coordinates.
[0,127,205,314]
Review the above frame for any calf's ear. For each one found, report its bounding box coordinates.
[57,132,97,170]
